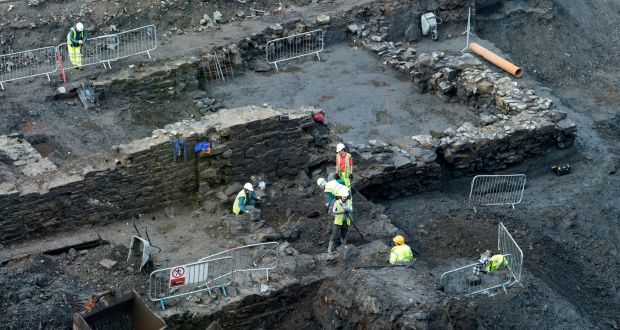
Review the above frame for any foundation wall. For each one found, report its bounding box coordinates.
[0,106,325,244]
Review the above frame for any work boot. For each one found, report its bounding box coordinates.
[327,241,335,254]
[340,238,347,248]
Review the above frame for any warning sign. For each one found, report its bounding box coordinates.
[169,266,186,288]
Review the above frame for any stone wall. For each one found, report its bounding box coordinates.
[344,6,577,177]
[353,142,441,200]
[0,106,326,244]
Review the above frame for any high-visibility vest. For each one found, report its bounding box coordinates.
[390,244,414,264]
[486,254,508,272]
[333,199,352,226]
[67,27,85,47]
[324,180,349,197]
[336,152,352,177]
[232,189,248,215]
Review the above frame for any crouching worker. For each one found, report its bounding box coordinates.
[473,251,509,275]
[232,183,261,215]
[328,191,352,257]
[317,177,349,208]
[389,235,414,265]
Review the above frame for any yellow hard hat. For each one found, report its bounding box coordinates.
[393,235,405,245]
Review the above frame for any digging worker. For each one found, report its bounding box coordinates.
[389,235,414,265]
[317,177,349,208]
[67,22,88,69]
[473,251,509,275]
[232,183,261,215]
[328,191,352,255]
[335,143,353,187]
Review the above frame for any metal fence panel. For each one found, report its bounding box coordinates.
[469,174,526,212]
[266,29,324,71]
[440,223,524,296]
[148,256,233,301]
[57,34,120,70]
[116,25,157,60]
[200,242,279,275]
[439,261,513,296]
[498,222,524,285]
[0,46,57,90]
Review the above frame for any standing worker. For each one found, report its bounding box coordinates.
[389,235,414,265]
[328,191,352,256]
[67,22,87,69]
[335,143,353,187]
[232,183,261,215]
[317,177,349,208]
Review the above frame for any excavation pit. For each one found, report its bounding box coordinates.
[0,0,619,329]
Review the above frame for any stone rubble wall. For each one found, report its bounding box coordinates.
[344,3,577,177]
[352,142,442,200]
[0,135,56,182]
[0,106,326,244]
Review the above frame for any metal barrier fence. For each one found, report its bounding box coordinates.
[148,256,233,302]
[440,222,524,296]
[116,25,157,60]
[469,174,526,212]
[199,242,280,281]
[498,222,524,285]
[57,34,120,70]
[266,29,324,71]
[0,25,157,89]
[439,258,512,296]
[0,46,57,90]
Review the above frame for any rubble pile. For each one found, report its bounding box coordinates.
[0,134,56,182]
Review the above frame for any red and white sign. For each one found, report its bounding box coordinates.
[169,266,186,288]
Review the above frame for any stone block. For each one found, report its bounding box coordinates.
[316,15,330,24]
[99,259,117,269]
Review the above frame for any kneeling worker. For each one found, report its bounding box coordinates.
[328,191,352,255]
[389,235,414,265]
[232,182,261,215]
[473,251,509,275]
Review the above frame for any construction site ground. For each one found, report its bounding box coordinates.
[1,0,619,329]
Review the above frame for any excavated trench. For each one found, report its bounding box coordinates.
[1,0,618,329]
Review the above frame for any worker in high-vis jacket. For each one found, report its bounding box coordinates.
[67,22,87,69]
[473,252,509,275]
[389,235,414,265]
[485,254,509,272]
[328,191,352,255]
[232,183,261,215]
[317,177,349,208]
[335,143,353,187]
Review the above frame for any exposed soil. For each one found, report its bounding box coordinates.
[1,0,620,329]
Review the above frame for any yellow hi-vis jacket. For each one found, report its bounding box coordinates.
[332,199,352,226]
[232,189,249,215]
[390,244,414,264]
[486,254,509,272]
[324,180,349,197]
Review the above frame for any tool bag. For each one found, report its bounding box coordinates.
[551,163,571,176]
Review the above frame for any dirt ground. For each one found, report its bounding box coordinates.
[1,0,620,329]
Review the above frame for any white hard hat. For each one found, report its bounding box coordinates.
[336,143,345,152]
[243,183,254,191]
[340,190,349,197]
[76,22,84,32]
[317,178,326,187]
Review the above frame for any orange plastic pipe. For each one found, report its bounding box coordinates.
[469,42,523,78]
